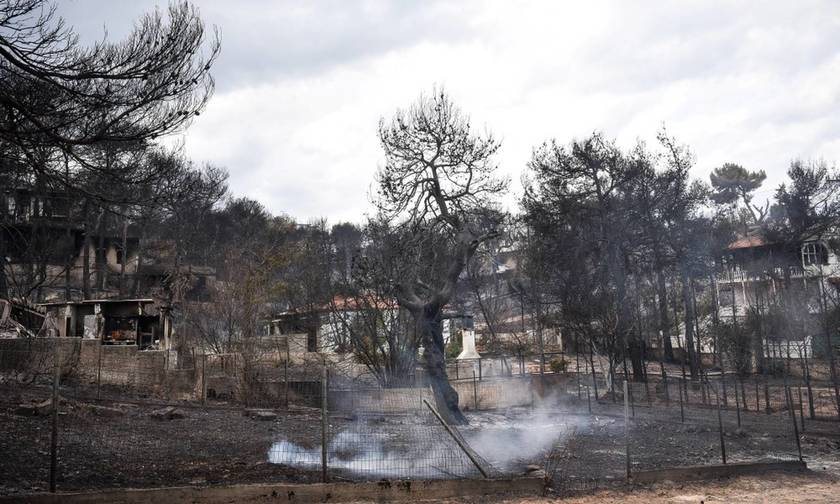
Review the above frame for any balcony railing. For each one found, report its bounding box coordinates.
[717,265,838,284]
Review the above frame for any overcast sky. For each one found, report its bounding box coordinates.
[57,1,840,223]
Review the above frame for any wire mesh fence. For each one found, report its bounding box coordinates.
[0,342,834,496]
[268,385,490,481]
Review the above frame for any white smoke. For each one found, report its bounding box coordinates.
[268,430,460,478]
[268,401,589,478]
[462,413,569,470]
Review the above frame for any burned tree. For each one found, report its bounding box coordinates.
[523,134,644,386]
[0,0,219,216]
[0,0,220,299]
[327,221,421,387]
[0,0,219,152]
[375,89,508,424]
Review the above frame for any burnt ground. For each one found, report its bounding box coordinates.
[0,387,333,494]
[462,399,840,487]
[1,384,839,497]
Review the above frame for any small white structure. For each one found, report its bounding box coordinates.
[456,329,481,360]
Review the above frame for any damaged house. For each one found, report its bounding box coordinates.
[715,228,840,358]
[1,187,217,304]
[270,295,402,354]
[38,299,171,349]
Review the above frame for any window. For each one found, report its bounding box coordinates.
[718,286,734,306]
[802,242,828,266]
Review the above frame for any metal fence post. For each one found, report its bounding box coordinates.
[201,353,207,406]
[715,385,726,464]
[764,379,770,414]
[678,378,685,423]
[721,374,728,407]
[423,399,489,478]
[802,349,816,419]
[285,338,290,408]
[96,338,103,400]
[623,380,631,481]
[797,386,805,433]
[49,346,60,493]
[785,386,803,462]
[472,370,478,410]
[284,357,289,409]
[321,361,328,483]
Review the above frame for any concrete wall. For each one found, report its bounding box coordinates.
[0,338,196,398]
[453,377,535,410]
[326,377,535,414]
[0,335,325,403]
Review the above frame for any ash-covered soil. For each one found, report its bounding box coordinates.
[0,389,331,494]
[1,386,838,496]
[462,400,839,485]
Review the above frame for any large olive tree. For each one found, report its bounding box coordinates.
[374,89,507,424]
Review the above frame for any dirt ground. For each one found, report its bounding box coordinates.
[0,389,331,494]
[441,469,840,503]
[2,382,839,499]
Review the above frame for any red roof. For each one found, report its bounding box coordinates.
[275,295,398,318]
[328,295,397,311]
[728,235,769,250]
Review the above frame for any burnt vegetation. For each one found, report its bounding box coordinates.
[1,0,840,432]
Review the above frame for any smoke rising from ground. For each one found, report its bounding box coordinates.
[267,386,593,478]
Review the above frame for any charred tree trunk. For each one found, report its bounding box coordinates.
[655,261,675,362]
[628,338,645,381]
[414,304,467,425]
[680,266,699,379]
[621,275,644,383]
[133,223,146,297]
[614,251,644,381]
[119,216,128,296]
[634,274,650,385]
[82,202,91,300]
[0,224,7,300]
[709,271,721,366]
[691,277,704,371]
[63,156,73,302]
[753,283,767,374]
[64,226,72,301]
[394,233,491,425]
[95,211,107,294]
[534,278,546,375]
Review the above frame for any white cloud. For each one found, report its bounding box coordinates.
[58,0,840,222]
